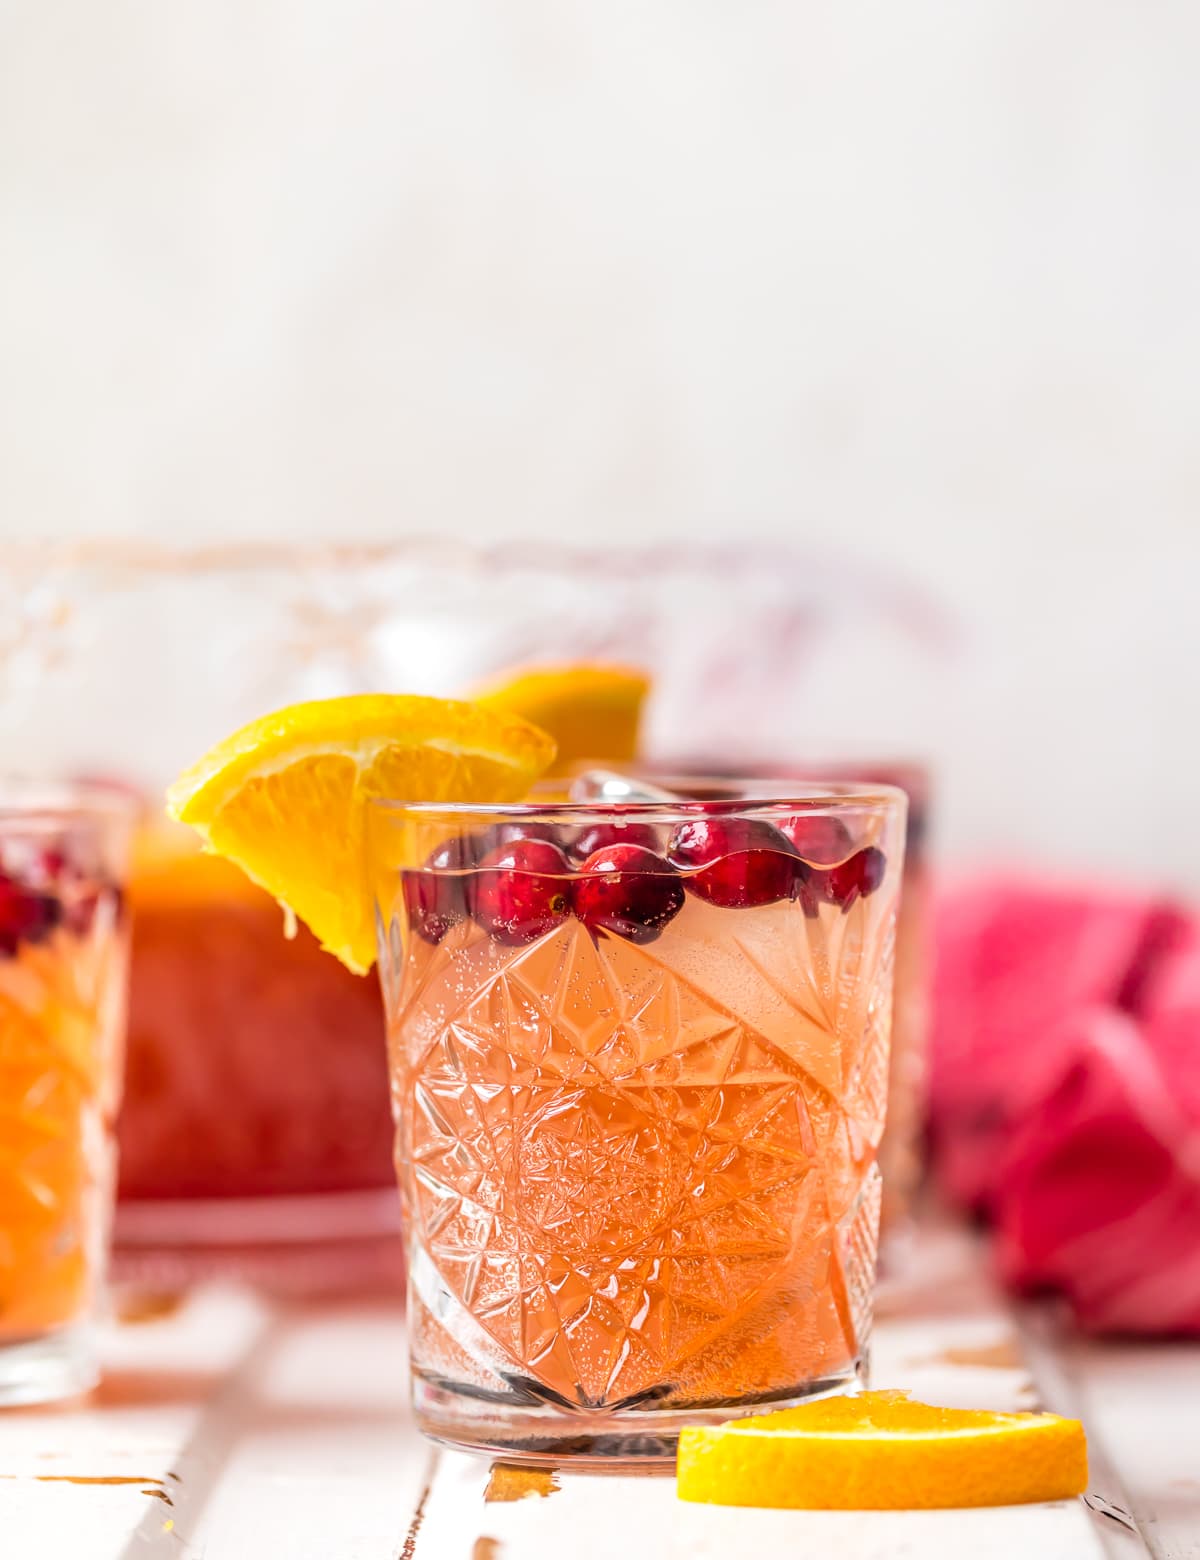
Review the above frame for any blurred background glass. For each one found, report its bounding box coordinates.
[0,783,133,1402]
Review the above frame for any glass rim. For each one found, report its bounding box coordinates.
[0,778,141,826]
[643,759,931,794]
[368,778,908,822]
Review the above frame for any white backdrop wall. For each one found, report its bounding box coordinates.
[1,3,1196,887]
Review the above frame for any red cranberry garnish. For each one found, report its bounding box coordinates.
[477,821,564,856]
[404,835,483,945]
[668,817,798,909]
[436,834,489,873]
[0,871,61,957]
[573,845,684,944]
[471,839,573,945]
[818,846,887,911]
[403,871,454,945]
[780,814,854,866]
[571,821,661,860]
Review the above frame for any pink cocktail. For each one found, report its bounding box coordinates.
[369,785,905,1462]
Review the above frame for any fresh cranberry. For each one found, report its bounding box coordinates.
[471,839,573,945]
[425,834,487,881]
[403,835,482,945]
[476,821,565,858]
[668,817,798,909]
[818,846,888,911]
[571,821,661,860]
[403,871,454,945]
[0,872,61,956]
[573,845,684,944]
[780,814,854,866]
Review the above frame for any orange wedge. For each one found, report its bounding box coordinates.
[166,695,556,974]
[471,662,650,770]
[677,1391,1088,1510]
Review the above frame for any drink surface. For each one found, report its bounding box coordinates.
[387,850,894,1417]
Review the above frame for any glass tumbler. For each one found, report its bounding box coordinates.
[369,786,905,1463]
[0,784,134,1404]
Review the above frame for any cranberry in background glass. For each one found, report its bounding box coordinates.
[471,839,573,945]
[0,871,61,957]
[668,817,799,909]
[573,845,684,944]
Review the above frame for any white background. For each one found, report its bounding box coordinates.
[1,3,1196,885]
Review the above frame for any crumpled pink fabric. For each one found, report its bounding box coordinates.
[929,877,1200,1334]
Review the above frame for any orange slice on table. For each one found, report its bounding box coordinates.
[471,662,650,771]
[166,695,557,974]
[676,1391,1088,1510]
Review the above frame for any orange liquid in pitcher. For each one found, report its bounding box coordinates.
[121,824,391,1201]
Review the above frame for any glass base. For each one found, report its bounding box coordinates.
[413,1362,865,1466]
[0,1326,97,1407]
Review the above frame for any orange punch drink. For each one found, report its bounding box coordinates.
[369,783,905,1462]
[0,784,133,1403]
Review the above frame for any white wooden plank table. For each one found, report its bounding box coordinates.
[0,1223,1194,1559]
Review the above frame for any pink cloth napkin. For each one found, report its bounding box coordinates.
[929,877,1200,1333]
